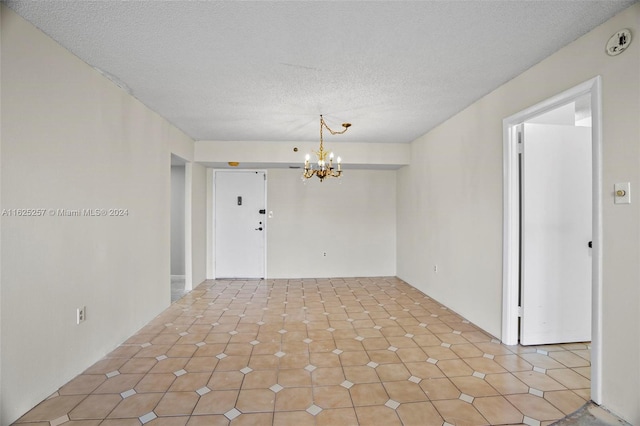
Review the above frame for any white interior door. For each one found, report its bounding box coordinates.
[520,123,592,345]
[215,171,266,278]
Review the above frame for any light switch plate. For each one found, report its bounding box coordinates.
[614,182,631,204]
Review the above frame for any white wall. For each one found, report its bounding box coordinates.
[191,162,208,287]
[0,9,3,418]
[397,116,504,335]
[170,165,186,275]
[0,6,196,424]
[195,140,410,169]
[266,169,396,278]
[397,4,639,423]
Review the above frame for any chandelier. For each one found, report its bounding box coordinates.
[303,115,351,182]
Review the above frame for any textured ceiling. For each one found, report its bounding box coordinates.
[5,0,636,144]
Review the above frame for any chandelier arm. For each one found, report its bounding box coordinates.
[321,115,350,135]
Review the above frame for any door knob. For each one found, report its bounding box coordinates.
[255,227,263,231]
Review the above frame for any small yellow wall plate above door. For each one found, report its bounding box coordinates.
[606,28,632,56]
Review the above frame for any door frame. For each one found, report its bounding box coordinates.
[210,169,268,279]
[501,76,603,403]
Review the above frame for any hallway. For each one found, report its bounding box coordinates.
[14,277,591,425]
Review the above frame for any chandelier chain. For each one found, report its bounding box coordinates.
[319,114,350,153]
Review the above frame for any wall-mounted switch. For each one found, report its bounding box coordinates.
[76,306,86,324]
[614,182,631,204]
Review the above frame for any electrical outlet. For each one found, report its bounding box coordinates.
[323,252,327,257]
[434,265,438,273]
[77,306,86,324]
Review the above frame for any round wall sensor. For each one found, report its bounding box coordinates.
[606,29,632,56]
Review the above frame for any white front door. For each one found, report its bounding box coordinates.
[215,171,266,278]
[520,123,592,345]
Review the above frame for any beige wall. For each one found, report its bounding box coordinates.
[266,169,396,278]
[0,6,200,424]
[191,162,208,287]
[397,4,639,423]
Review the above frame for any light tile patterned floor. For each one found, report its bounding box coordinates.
[14,277,591,425]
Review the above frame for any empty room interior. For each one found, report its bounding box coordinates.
[1,1,639,425]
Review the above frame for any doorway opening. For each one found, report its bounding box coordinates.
[502,77,602,403]
[171,154,192,302]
